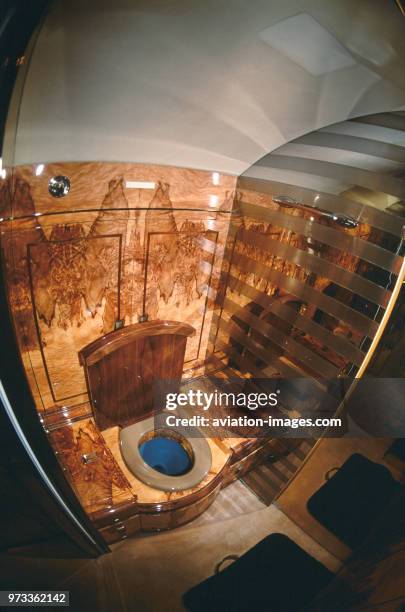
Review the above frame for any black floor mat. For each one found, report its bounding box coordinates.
[386,438,405,461]
[182,533,334,612]
[307,453,400,549]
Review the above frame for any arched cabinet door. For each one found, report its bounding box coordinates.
[79,320,195,430]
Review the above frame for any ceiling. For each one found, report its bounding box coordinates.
[6,0,405,174]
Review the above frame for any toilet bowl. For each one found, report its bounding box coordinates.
[120,416,212,491]
[79,320,211,493]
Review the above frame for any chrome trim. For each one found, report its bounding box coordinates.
[355,256,405,378]
[228,251,379,336]
[272,195,297,206]
[239,201,402,274]
[225,275,365,367]
[212,317,305,378]
[237,177,403,237]
[256,155,405,200]
[82,452,98,464]
[210,339,265,377]
[221,297,340,378]
[352,113,405,132]
[272,196,358,228]
[294,131,405,164]
[238,228,391,307]
[48,175,71,198]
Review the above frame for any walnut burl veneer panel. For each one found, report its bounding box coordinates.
[49,417,233,538]
[49,419,135,514]
[2,162,233,412]
[79,320,195,430]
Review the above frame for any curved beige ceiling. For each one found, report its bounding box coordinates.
[7,0,405,174]
[241,111,405,225]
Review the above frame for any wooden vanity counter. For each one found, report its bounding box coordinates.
[48,413,284,542]
[49,418,233,541]
[48,419,135,515]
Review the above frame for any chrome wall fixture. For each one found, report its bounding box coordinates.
[48,175,70,198]
[273,195,358,228]
[271,195,296,207]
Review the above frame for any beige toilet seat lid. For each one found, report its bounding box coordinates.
[119,416,212,492]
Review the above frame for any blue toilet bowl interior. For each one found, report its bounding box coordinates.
[139,436,193,476]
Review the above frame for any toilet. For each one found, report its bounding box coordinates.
[79,320,212,492]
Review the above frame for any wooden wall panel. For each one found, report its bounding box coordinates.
[28,233,121,403]
[1,163,234,412]
[144,229,218,363]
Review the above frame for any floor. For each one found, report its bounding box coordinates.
[2,437,403,611]
[187,478,265,527]
[106,504,341,612]
[0,485,340,612]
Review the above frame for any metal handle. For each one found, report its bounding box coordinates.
[273,195,358,228]
[82,452,98,464]
[214,554,239,574]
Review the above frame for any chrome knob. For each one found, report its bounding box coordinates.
[48,175,70,198]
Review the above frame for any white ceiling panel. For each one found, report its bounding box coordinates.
[7,0,405,173]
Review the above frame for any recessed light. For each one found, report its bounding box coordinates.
[259,13,356,76]
[125,181,155,189]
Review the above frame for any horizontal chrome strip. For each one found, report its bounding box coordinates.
[237,176,403,238]
[221,296,340,378]
[214,317,334,391]
[196,235,218,254]
[227,251,379,336]
[238,228,391,307]
[211,338,267,377]
[319,121,405,147]
[212,315,310,378]
[239,201,402,274]
[225,275,365,367]
[211,321,333,397]
[293,131,405,164]
[200,259,214,275]
[352,114,405,132]
[255,155,405,200]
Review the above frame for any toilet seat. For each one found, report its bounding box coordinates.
[119,416,212,492]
